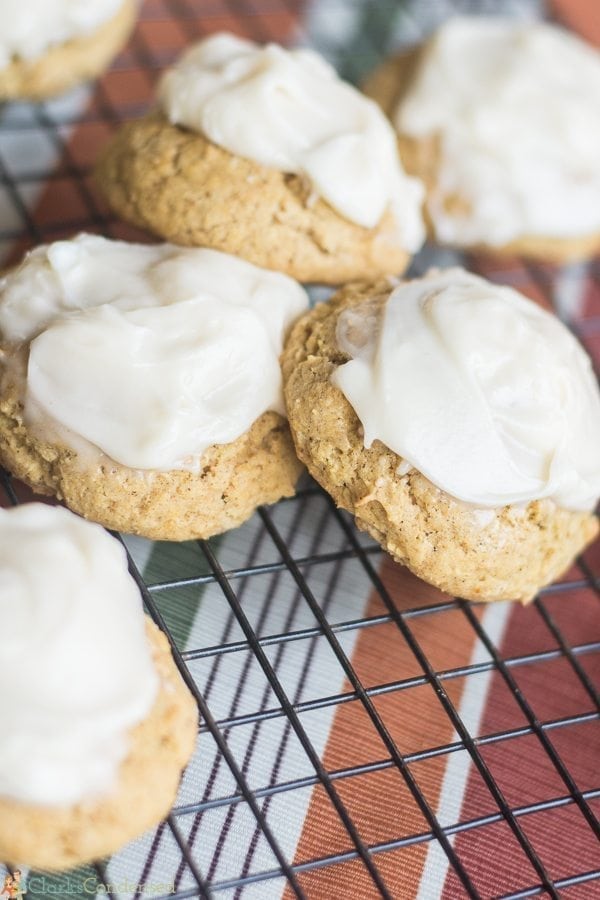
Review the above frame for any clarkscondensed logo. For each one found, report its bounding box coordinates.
[3,872,175,897]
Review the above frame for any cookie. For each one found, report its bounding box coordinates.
[0,235,306,540]
[0,619,197,871]
[281,277,600,602]
[0,503,197,870]
[364,19,600,264]
[95,33,425,284]
[0,0,137,101]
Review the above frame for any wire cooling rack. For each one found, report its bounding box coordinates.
[1,1,600,899]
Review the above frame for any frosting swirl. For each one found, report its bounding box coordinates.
[0,503,158,807]
[158,33,425,249]
[333,269,600,511]
[0,234,308,471]
[395,18,600,245]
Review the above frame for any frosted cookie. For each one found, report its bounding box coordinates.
[0,0,137,100]
[282,269,600,602]
[95,32,425,284]
[0,503,197,870]
[0,234,307,540]
[364,19,600,263]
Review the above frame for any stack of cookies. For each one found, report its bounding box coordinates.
[1,10,600,872]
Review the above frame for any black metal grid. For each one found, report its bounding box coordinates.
[1,1,599,898]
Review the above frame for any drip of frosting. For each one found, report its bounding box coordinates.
[0,503,158,807]
[332,268,600,511]
[158,32,425,249]
[0,0,124,68]
[0,234,308,470]
[395,18,600,245]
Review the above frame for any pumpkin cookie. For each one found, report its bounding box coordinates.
[282,270,600,602]
[0,0,137,100]
[0,234,307,540]
[0,503,197,870]
[364,18,600,264]
[95,33,425,284]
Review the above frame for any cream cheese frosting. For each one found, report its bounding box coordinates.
[158,32,425,250]
[0,502,158,807]
[395,18,600,246]
[332,268,600,512]
[0,0,124,68]
[0,233,309,471]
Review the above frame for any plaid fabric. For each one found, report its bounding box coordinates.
[0,2,599,899]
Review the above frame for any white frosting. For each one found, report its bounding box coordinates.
[395,18,600,245]
[332,268,600,512]
[0,503,158,807]
[158,33,425,249]
[0,234,308,471]
[0,0,124,68]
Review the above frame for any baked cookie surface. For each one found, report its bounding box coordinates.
[95,112,411,284]
[0,618,197,870]
[364,28,600,264]
[0,0,137,100]
[282,282,599,602]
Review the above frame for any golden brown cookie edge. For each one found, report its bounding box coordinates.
[0,347,304,541]
[94,112,412,284]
